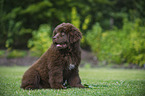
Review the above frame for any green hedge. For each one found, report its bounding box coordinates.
[86,18,145,66]
[7,50,27,58]
[28,24,52,56]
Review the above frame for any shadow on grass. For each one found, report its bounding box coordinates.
[62,83,108,89]
[84,84,109,89]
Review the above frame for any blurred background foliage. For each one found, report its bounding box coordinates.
[86,19,145,66]
[0,0,145,67]
[28,24,52,56]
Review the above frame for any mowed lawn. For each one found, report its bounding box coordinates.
[0,66,145,96]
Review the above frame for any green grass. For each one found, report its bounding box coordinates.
[0,66,145,96]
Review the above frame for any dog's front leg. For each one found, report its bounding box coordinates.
[68,68,85,88]
[49,67,65,89]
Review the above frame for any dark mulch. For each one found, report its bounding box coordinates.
[0,50,98,66]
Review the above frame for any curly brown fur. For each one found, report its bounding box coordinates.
[20,23,84,89]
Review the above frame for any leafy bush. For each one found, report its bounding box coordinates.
[86,19,145,66]
[28,24,52,56]
[70,7,91,48]
[5,20,22,48]
[86,23,102,53]
[121,19,145,66]
[71,7,80,29]
[0,50,5,57]
[7,50,27,58]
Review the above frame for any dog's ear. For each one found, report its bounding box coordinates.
[69,28,82,43]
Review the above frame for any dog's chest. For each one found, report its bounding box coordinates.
[64,55,76,70]
[68,64,75,70]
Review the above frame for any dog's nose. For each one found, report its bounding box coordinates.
[53,33,60,39]
[53,36,57,39]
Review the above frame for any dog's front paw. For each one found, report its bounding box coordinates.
[71,84,85,88]
[51,84,66,89]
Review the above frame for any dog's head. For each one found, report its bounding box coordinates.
[53,23,82,49]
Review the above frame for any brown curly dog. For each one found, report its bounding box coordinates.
[20,23,85,89]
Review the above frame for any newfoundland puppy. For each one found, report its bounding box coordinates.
[21,23,85,89]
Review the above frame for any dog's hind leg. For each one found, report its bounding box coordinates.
[21,71,41,90]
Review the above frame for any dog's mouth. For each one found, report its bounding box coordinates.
[55,42,67,49]
[56,43,67,48]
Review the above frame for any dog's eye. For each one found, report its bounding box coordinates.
[53,32,57,36]
[61,32,65,36]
